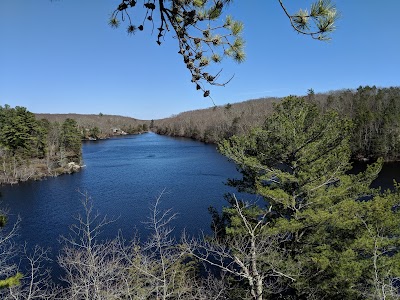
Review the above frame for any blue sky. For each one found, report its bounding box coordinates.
[1,0,399,120]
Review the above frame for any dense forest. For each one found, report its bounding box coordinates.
[315,86,400,161]
[1,96,400,299]
[0,105,82,184]
[154,86,400,161]
[154,98,279,142]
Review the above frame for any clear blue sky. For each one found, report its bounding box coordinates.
[1,0,399,120]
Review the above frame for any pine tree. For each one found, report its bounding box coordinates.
[217,96,400,299]
[61,118,82,163]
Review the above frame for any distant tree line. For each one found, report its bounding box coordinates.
[154,86,400,161]
[0,105,82,184]
[315,86,400,161]
[154,99,278,143]
[36,113,150,140]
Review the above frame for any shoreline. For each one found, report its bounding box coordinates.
[0,160,84,186]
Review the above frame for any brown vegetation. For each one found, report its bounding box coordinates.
[36,113,151,139]
[154,97,279,143]
[154,86,400,161]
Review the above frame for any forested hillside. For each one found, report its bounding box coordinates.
[154,97,279,142]
[154,86,400,161]
[315,86,400,160]
[36,113,150,139]
[0,105,82,184]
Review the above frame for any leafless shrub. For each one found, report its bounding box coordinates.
[183,194,297,300]
[7,245,55,300]
[57,192,130,300]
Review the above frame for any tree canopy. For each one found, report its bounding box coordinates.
[0,105,83,184]
[216,97,400,299]
[0,105,44,157]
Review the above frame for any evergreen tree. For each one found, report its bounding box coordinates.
[89,126,101,139]
[61,118,82,163]
[0,105,42,156]
[217,97,400,299]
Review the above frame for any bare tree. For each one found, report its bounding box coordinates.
[188,270,233,300]
[0,209,21,294]
[7,245,55,300]
[56,190,238,299]
[183,194,297,300]
[119,189,196,299]
[57,192,130,300]
[357,215,400,300]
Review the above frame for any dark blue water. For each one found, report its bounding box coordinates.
[0,133,247,279]
[371,162,400,191]
[352,160,400,191]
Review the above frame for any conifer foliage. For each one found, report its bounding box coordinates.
[217,97,400,299]
[110,0,338,97]
[0,105,82,184]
